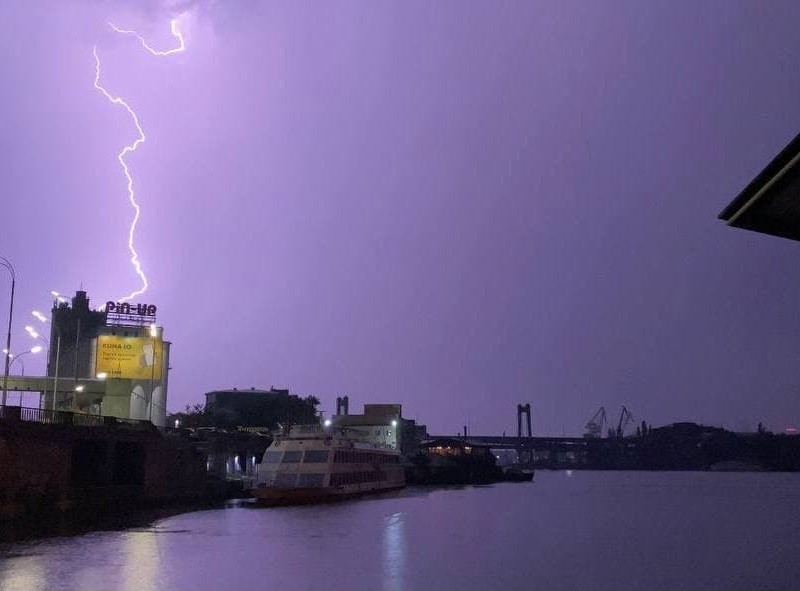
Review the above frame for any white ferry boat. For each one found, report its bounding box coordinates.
[252,424,406,505]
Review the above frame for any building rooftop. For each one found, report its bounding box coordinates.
[720,131,800,241]
[206,387,289,396]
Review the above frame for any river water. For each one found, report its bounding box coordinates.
[1,471,799,591]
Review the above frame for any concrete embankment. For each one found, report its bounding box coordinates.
[0,408,267,524]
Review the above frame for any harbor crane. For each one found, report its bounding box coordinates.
[611,405,635,438]
[584,406,607,438]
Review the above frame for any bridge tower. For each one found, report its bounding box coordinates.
[517,403,532,438]
[335,395,349,416]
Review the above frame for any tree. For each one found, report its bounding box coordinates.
[167,403,207,428]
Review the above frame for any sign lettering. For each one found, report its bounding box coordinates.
[106,301,157,317]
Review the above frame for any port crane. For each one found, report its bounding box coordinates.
[611,405,635,438]
[584,406,607,438]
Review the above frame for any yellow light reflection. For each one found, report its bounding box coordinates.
[0,554,46,591]
[122,530,161,591]
[382,512,406,591]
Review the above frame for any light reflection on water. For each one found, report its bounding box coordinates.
[1,472,800,591]
[0,554,44,591]
[382,512,405,591]
[122,531,162,591]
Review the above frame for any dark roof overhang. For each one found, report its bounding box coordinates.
[720,131,800,241]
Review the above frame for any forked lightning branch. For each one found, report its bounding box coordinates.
[93,19,185,303]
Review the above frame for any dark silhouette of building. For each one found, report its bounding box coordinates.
[47,290,107,382]
[203,387,318,429]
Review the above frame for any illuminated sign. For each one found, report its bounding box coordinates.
[96,335,163,380]
[105,301,157,317]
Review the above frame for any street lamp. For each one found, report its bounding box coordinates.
[9,346,43,405]
[148,324,158,423]
[9,346,44,372]
[0,256,15,407]
[29,309,58,411]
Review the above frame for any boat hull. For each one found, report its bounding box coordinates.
[252,483,405,507]
[503,469,534,482]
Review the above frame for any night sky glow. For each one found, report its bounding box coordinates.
[2,1,800,435]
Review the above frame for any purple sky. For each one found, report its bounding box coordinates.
[2,1,800,435]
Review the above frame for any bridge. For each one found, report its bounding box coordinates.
[427,403,640,468]
[426,434,639,469]
[2,375,109,395]
[434,435,591,449]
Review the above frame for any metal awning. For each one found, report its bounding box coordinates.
[720,131,800,241]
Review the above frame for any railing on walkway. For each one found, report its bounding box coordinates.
[0,404,152,429]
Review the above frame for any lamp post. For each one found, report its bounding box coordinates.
[53,333,61,411]
[0,256,15,407]
[29,308,57,410]
[9,345,43,406]
[38,298,67,412]
[95,373,107,417]
[149,323,158,423]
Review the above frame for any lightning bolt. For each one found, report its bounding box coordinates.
[93,19,185,303]
[108,19,185,57]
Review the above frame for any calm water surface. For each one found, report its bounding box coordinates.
[1,471,799,591]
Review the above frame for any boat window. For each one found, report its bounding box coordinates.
[258,470,276,485]
[297,473,325,488]
[335,450,359,463]
[303,450,330,463]
[282,451,302,463]
[263,451,282,464]
[275,473,297,487]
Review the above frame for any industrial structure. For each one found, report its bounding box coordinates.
[4,291,170,427]
[332,400,428,456]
